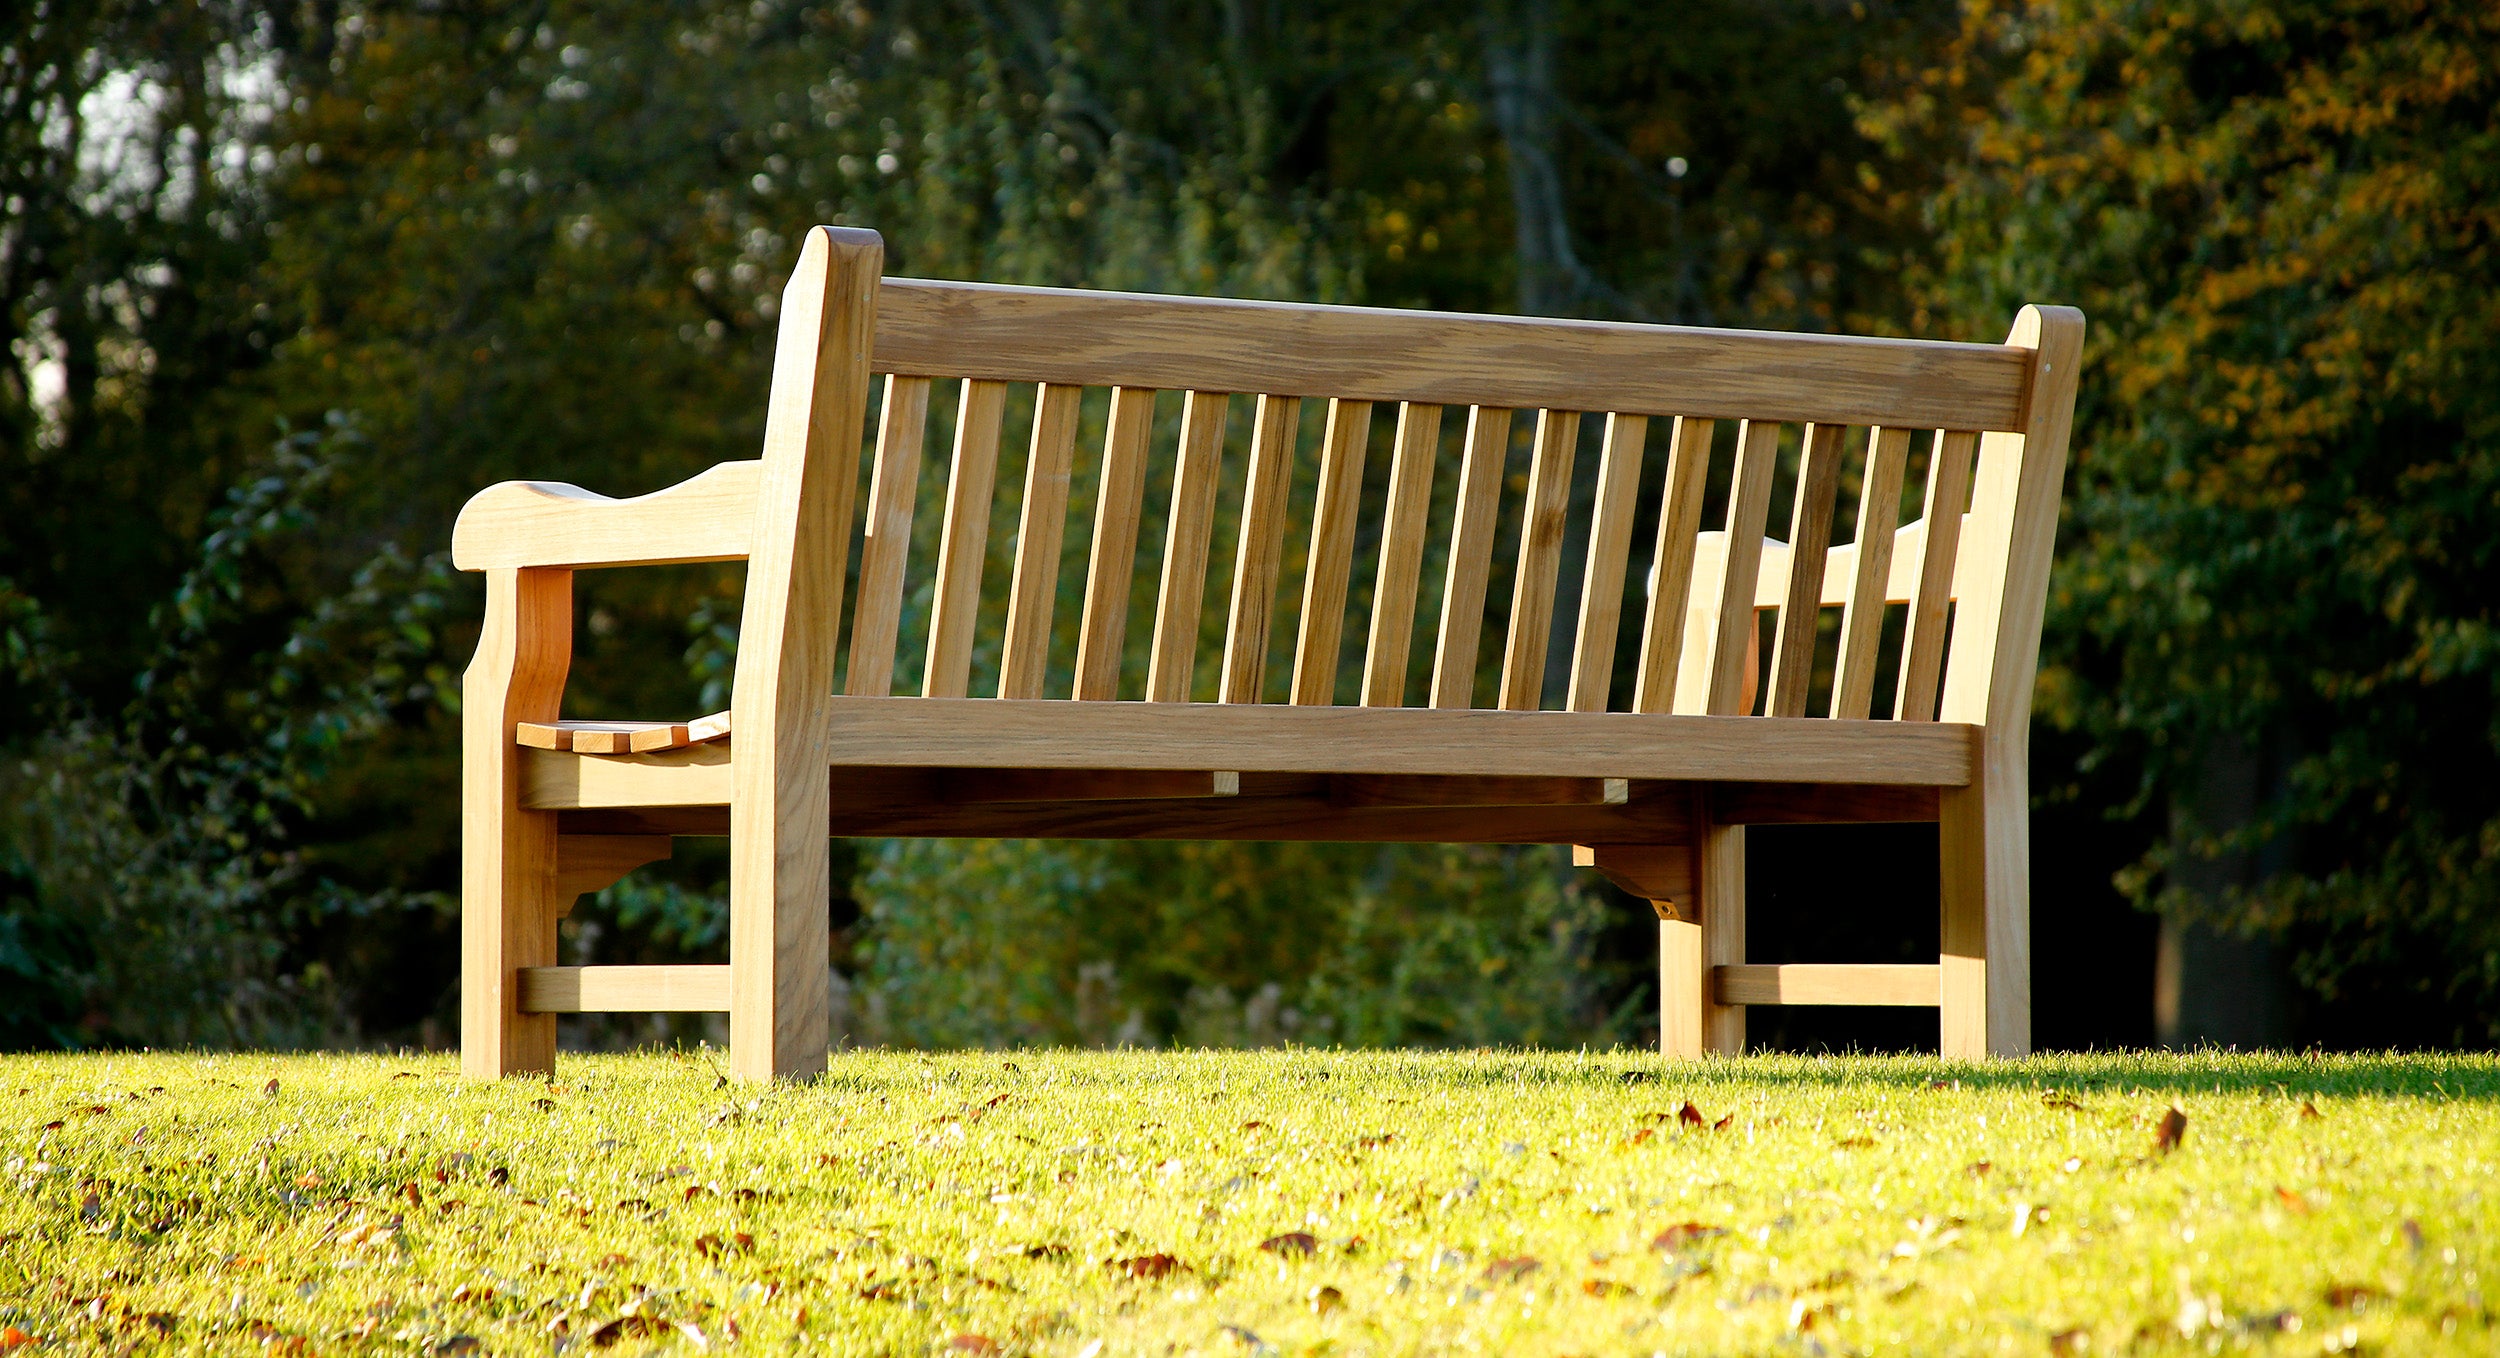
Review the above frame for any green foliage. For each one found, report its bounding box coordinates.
[848,840,1636,1050]
[0,417,456,1047]
[1882,0,2500,1037]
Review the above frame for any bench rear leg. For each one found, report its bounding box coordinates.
[1939,764,2032,1058]
[461,567,571,1078]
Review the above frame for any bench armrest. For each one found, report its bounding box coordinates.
[451,459,764,570]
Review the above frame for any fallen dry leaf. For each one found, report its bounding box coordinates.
[2042,1093,2082,1112]
[1258,1232,1318,1257]
[2154,1106,2188,1155]
[2299,1100,2323,1121]
[1677,1102,1706,1128]
[2274,1186,2312,1215]
[1482,1256,1539,1283]
[1966,1161,1994,1177]
[1308,1285,1343,1314]
[1022,1243,1072,1261]
[2047,1328,2089,1354]
[262,1079,280,1097]
[2402,1219,2425,1253]
[1239,1120,1268,1132]
[1650,1223,1726,1252]
[2323,1282,2383,1310]
[947,1335,999,1355]
[0,1327,35,1349]
[1109,1253,1186,1280]
[1834,1136,1876,1149]
[1582,1278,1637,1299]
[1354,1133,1395,1149]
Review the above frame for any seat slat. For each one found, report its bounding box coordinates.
[1704,421,1783,715]
[872,278,2035,431]
[1565,413,1647,713]
[1632,416,1714,714]
[922,379,1008,698]
[1219,394,1303,703]
[1830,426,1915,718]
[999,383,1083,699]
[1498,409,1581,711]
[846,374,931,697]
[1360,403,1443,707]
[1897,430,1979,721]
[1073,386,1159,701]
[1290,398,1375,705]
[1145,391,1231,702]
[1428,406,1513,709]
[1766,423,1846,717]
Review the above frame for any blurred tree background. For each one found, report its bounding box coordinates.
[2,0,2491,1052]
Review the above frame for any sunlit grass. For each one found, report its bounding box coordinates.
[2,1049,2493,1354]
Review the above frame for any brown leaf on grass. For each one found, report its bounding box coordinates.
[437,1336,480,1355]
[2323,1282,2383,1310]
[1966,1161,1994,1177]
[947,1335,999,1355]
[531,1098,556,1113]
[1258,1232,1318,1257]
[1109,1253,1187,1280]
[2402,1219,2425,1253]
[2154,1106,2187,1155]
[1626,1127,1655,1146]
[1677,1102,1706,1128]
[1650,1223,1726,1252]
[815,1153,841,1167]
[1021,1243,1071,1261]
[487,1166,509,1189]
[2273,1186,2312,1215]
[1582,1278,1637,1299]
[137,1313,177,1338]
[2042,1093,2082,1112]
[2047,1328,2089,1354]
[856,1281,905,1302]
[1239,1120,1268,1132]
[1834,1136,1876,1149]
[1621,1070,1658,1084]
[588,1315,662,1348]
[2299,1100,2322,1121]
[693,1231,753,1260]
[392,1071,420,1080]
[0,1328,35,1350]
[262,1079,280,1097]
[1354,1133,1395,1149]
[1482,1256,1539,1283]
[1713,1113,1734,1130]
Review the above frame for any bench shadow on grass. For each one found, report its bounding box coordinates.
[1136,1048,2500,1101]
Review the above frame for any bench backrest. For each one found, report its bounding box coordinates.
[748,227,2082,743]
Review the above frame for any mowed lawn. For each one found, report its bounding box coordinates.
[1,1050,2493,1354]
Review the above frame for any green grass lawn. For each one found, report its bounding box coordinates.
[2,1049,2493,1354]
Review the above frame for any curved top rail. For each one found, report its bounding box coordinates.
[871,279,2034,432]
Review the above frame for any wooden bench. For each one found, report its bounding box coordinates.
[452,226,2083,1079]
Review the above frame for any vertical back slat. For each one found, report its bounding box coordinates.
[1428,405,1514,709]
[1144,391,1231,702]
[845,374,931,696]
[1765,422,1847,717]
[1705,420,1784,715]
[1830,425,1914,718]
[1289,398,1375,705]
[1497,409,1582,710]
[998,382,1083,699]
[1072,386,1159,700]
[922,379,1008,697]
[1566,412,1648,712]
[1218,394,1302,703]
[1631,416,1714,714]
[1896,428,1979,721]
[1360,403,1443,707]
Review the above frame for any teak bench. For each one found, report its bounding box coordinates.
[453,226,2083,1080]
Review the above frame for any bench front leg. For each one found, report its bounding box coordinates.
[1939,753,2032,1058]
[461,567,572,1078]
